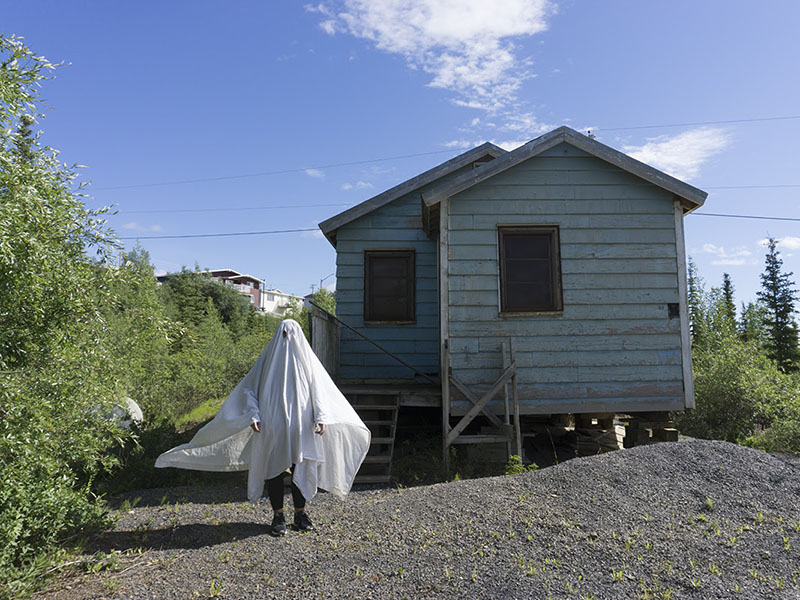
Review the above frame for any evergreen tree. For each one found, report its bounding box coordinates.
[687,259,709,347]
[721,272,736,325]
[739,300,768,345]
[757,238,800,371]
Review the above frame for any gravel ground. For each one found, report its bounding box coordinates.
[37,440,800,600]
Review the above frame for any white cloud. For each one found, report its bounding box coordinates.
[442,139,474,149]
[491,138,527,151]
[341,180,374,191]
[623,127,730,181]
[443,137,527,151]
[759,236,800,250]
[502,112,551,135]
[712,259,748,266]
[122,222,162,232]
[311,0,552,116]
[302,223,326,239]
[304,168,326,179]
[701,243,755,266]
[702,243,752,258]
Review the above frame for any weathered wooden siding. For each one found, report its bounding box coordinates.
[336,163,486,381]
[447,142,685,414]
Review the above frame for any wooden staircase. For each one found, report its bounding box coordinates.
[442,338,522,467]
[344,390,400,484]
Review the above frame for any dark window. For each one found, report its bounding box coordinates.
[364,250,415,322]
[668,303,680,319]
[498,226,562,312]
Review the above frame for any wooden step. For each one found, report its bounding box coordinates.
[370,437,394,445]
[451,434,511,444]
[353,474,392,484]
[364,454,392,464]
[346,392,401,484]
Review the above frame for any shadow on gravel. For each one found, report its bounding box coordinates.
[87,522,269,553]
[108,486,249,509]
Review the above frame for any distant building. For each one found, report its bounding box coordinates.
[208,269,303,316]
[207,269,265,309]
[157,268,302,316]
[262,288,304,316]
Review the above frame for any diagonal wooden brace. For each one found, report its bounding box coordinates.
[449,370,503,427]
[446,363,516,447]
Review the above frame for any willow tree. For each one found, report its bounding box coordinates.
[0,35,125,596]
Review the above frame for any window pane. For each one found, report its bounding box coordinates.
[365,251,414,321]
[371,275,407,298]
[505,259,550,284]
[505,283,551,310]
[504,235,550,259]
[499,227,560,312]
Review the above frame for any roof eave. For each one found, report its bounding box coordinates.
[422,126,708,210]
[318,142,507,247]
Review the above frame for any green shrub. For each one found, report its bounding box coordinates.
[675,338,791,442]
[0,35,134,595]
[0,367,123,599]
[503,454,538,475]
[742,397,800,455]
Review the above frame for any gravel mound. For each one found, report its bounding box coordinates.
[39,440,800,599]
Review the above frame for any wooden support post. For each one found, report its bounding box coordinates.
[442,341,450,469]
[449,372,503,427]
[510,337,522,458]
[502,342,512,459]
[439,197,450,473]
[446,364,516,447]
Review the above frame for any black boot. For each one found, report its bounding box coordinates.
[294,510,314,532]
[270,512,287,536]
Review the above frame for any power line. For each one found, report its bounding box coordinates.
[119,228,317,240]
[122,202,351,215]
[86,114,800,192]
[103,183,799,218]
[692,212,800,223]
[93,149,458,191]
[596,114,800,132]
[112,185,800,216]
[118,212,799,241]
[704,184,800,190]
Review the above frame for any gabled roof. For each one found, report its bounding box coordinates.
[319,142,506,246]
[422,126,708,213]
[208,269,265,285]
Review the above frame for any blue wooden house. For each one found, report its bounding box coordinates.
[317,126,706,476]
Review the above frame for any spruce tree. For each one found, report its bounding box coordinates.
[721,273,736,325]
[687,259,709,347]
[757,238,800,371]
[739,300,768,345]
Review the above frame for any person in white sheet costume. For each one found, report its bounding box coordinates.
[155,319,371,533]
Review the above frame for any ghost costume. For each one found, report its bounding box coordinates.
[155,319,371,503]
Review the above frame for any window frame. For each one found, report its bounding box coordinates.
[363,249,416,324]
[497,225,563,315]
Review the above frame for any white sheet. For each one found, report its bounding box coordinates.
[155,319,371,502]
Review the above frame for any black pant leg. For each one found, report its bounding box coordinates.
[266,472,285,512]
[290,481,306,510]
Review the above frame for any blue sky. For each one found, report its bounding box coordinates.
[5,1,800,306]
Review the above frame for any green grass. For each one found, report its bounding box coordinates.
[176,397,225,428]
